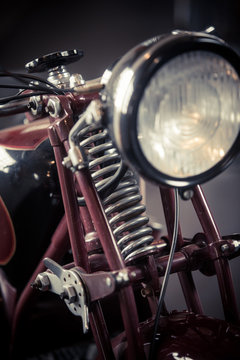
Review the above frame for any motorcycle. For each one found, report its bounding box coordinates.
[0,29,240,360]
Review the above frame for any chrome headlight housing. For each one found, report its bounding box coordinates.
[103,31,240,188]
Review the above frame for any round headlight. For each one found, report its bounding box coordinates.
[103,31,240,188]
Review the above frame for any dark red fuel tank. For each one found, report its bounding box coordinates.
[141,311,240,360]
[0,118,64,291]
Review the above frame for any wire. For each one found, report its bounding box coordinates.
[0,84,58,92]
[0,70,67,108]
[148,188,179,360]
[0,103,29,117]
[0,75,71,106]
[0,91,54,105]
[77,160,128,206]
[0,68,80,109]
[0,71,62,93]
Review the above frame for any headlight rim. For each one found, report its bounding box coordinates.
[104,31,240,188]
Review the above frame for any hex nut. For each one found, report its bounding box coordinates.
[37,274,51,291]
[47,97,62,118]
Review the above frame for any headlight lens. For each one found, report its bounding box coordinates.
[137,50,240,179]
[104,31,240,187]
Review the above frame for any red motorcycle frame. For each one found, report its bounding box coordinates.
[0,37,240,360]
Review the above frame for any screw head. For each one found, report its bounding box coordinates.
[105,277,112,287]
[141,285,153,298]
[181,189,194,201]
[221,244,229,253]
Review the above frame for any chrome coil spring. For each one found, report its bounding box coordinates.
[78,123,156,263]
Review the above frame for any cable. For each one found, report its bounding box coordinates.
[0,103,29,117]
[0,69,79,109]
[98,161,128,198]
[77,160,128,206]
[148,188,179,360]
[0,91,55,105]
[0,71,62,93]
[0,84,58,92]
[0,70,67,106]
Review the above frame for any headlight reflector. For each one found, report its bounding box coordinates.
[137,50,240,179]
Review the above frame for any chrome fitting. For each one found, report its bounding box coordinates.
[46,97,62,118]
[47,66,71,89]
[29,95,43,116]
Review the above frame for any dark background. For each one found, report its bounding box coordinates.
[0,0,240,77]
[0,0,240,319]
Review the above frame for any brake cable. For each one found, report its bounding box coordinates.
[148,188,179,360]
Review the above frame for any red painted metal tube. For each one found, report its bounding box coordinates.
[89,302,115,360]
[75,169,125,271]
[79,206,95,234]
[49,126,115,359]
[191,185,240,323]
[11,215,70,353]
[11,217,114,360]
[160,187,203,314]
[48,125,90,271]
[75,167,146,360]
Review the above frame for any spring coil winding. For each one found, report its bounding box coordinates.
[78,122,156,263]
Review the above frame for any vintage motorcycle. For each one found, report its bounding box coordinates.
[0,29,240,360]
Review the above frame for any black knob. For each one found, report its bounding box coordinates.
[25,49,84,73]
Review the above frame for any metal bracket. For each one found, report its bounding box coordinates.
[32,258,89,333]
[32,259,134,333]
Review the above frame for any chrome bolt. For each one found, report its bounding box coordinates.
[35,274,51,291]
[31,279,42,290]
[62,156,72,169]
[29,95,43,116]
[47,97,62,118]
[115,270,129,285]
[221,244,229,253]
[105,277,112,287]
[181,189,194,201]
[141,285,153,298]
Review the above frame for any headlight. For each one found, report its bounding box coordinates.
[103,31,240,188]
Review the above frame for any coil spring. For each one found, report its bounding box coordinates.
[78,123,156,263]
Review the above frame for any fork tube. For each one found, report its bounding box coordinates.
[89,302,115,360]
[49,126,89,270]
[49,127,116,359]
[75,168,125,270]
[75,167,146,360]
[79,206,95,233]
[191,185,240,323]
[160,187,203,314]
